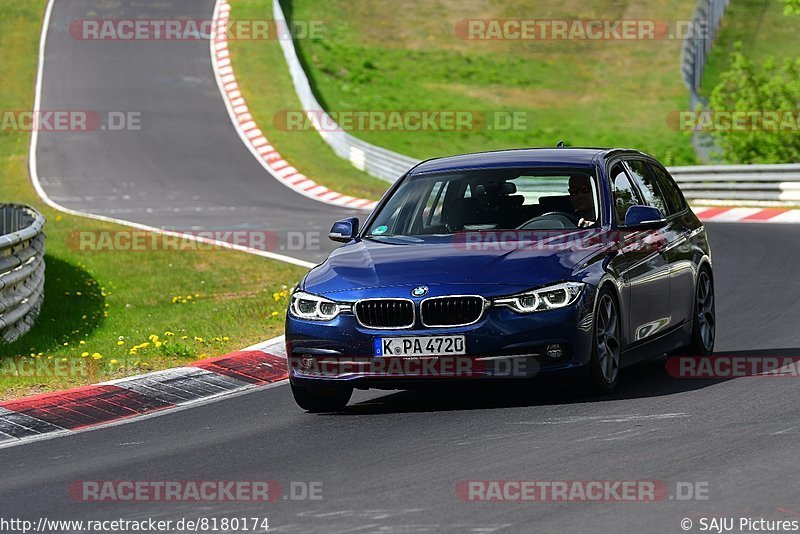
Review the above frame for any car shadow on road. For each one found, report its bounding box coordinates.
[334,349,800,415]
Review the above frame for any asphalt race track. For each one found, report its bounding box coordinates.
[6,0,800,532]
[34,0,361,264]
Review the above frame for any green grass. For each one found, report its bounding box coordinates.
[701,0,800,98]
[241,0,699,167]
[228,1,391,200]
[0,2,307,399]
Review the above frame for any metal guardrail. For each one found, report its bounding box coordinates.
[274,0,416,184]
[0,204,46,344]
[669,164,800,204]
[680,0,730,109]
[274,0,799,204]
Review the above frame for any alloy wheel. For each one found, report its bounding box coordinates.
[697,270,715,352]
[596,294,620,383]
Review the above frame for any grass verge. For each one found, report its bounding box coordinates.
[0,1,307,399]
[268,0,698,166]
[701,0,799,97]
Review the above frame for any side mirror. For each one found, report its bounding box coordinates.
[329,217,359,243]
[624,205,666,229]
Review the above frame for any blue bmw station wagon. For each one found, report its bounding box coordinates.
[285,148,715,412]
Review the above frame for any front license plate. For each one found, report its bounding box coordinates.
[374,335,466,357]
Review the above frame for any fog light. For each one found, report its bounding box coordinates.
[545,344,562,359]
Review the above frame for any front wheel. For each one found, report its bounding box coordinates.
[291,384,353,413]
[584,288,622,395]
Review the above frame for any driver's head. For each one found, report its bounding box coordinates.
[568,175,594,220]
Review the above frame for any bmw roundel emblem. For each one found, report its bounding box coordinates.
[411,286,428,298]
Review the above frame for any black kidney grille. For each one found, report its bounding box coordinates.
[355,299,414,328]
[421,297,485,327]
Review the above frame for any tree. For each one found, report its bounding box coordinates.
[708,45,800,163]
[780,0,800,15]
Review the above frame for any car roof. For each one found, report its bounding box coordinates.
[409,147,648,175]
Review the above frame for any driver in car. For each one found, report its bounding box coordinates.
[568,175,597,228]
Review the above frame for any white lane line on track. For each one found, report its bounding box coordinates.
[5,1,295,450]
[28,0,315,270]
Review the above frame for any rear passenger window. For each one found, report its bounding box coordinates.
[648,163,686,215]
[611,164,642,225]
[625,160,668,217]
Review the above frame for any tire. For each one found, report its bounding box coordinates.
[584,287,622,395]
[685,267,715,357]
[291,384,353,413]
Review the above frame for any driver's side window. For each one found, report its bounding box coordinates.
[417,179,451,233]
[611,164,642,226]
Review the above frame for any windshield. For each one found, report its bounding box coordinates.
[365,168,600,237]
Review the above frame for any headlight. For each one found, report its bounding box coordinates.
[493,282,585,313]
[289,291,344,321]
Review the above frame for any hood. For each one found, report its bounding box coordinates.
[304,231,611,299]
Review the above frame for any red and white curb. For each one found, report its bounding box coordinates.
[211,1,378,212]
[693,206,800,223]
[0,337,288,447]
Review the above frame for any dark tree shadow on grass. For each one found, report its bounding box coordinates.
[0,255,105,358]
[278,0,335,111]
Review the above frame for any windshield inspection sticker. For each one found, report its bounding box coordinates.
[372,225,388,235]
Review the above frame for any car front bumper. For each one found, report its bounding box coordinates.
[285,287,596,388]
